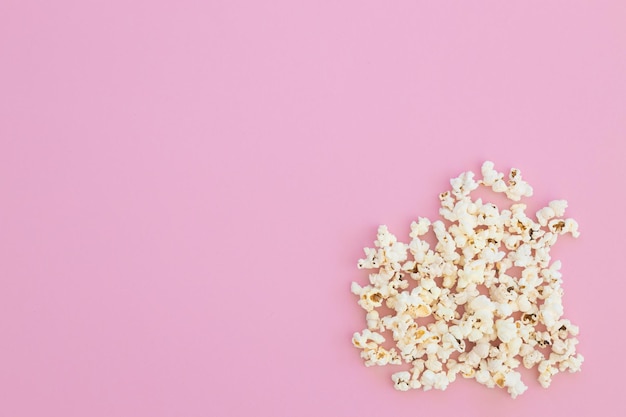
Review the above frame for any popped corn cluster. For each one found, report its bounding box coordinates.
[351,161,582,398]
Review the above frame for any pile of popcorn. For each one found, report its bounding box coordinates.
[351,161,583,398]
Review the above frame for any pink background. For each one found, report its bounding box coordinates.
[1,1,625,416]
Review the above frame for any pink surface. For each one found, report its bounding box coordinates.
[1,1,625,416]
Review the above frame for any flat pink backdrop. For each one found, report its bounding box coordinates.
[1,1,625,416]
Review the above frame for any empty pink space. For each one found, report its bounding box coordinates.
[1,1,625,416]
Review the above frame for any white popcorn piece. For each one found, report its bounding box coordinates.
[362,347,402,366]
[419,369,436,390]
[522,349,545,369]
[433,371,451,390]
[375,225,396,247]
[352,329,385,349]
[563,218,580,238]
[425,355,444,373]
[538,360,559,388]
[503,234,522,250]
[558,353,584,373]
[549,200,568,217]
[392,371,412,391]
[407,238,430,264]
[451,171,480,198]
[495,301,513,317]
[351,162,582,398]
[410,217,431,238]
[504,371,528,398]
[481,161,498,184]
[536,206,556,227]
[458,261,489,289]
[468,328,484,343]
[366,310,381,330]
[516,294,532,312]
[540,292,565,328]
[506,337,523,357]
[496,318,517,343]
[481,161,505,190]
[468,294,494,312]
[510,243,533,267]
[505,168,534,201]
[351,284,385,312]
[476,369,492,386]
[357,247,379,269]
[439,191,455,211]
[492,179,508,193]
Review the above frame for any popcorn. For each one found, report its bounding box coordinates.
[522,349,545,369]
[420,369,437,390]
[392,371,412,391]
[351,161,582,398]
[536,206,556,227]
[495,318,517,343]
[450,171,479,199]
[366,310,381,330]
[410,217,431,238]
[538,360,559,388]
[549,200,568,217]
[352,329,385,349]
[504,371,528,398]
[516,294,532,312]
[505,168,534,201]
